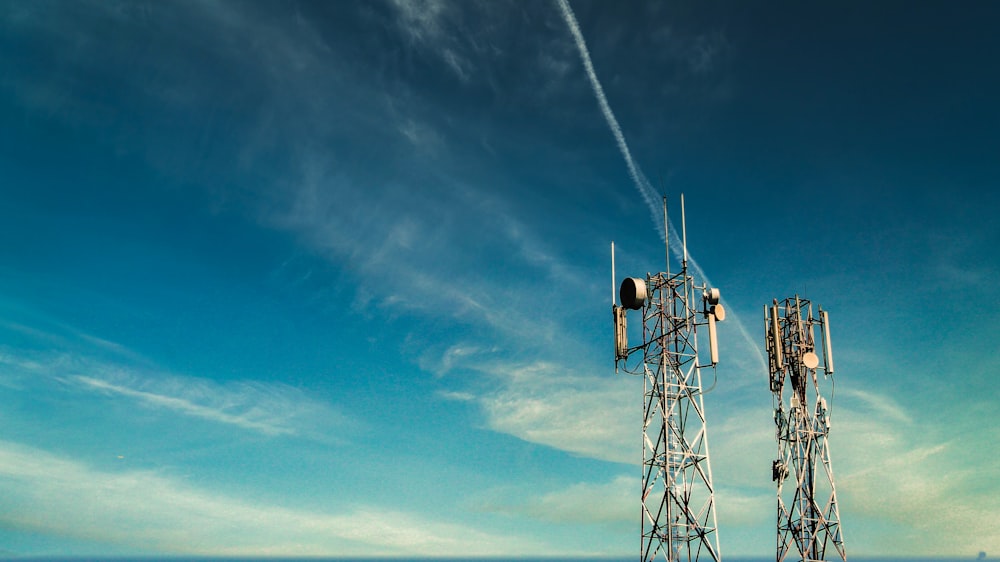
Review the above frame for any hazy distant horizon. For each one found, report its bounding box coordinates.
[0,552,992,561]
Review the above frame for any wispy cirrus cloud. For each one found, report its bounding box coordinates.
[0,346,352,441]
[520,474,635,524]
[454,341,1000,555]
[78,370,353,441]
[388,0,472,81]
[70,374,338,438]
[0,440,545,556]
[268,154,593,350]
[798,386,997,555]
[448,357,634,463]
[666,381,1000,555]
[836,435,1000,554]
[475,474,634,536]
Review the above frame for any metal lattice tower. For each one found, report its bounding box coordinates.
[613,196,724,562]
[765,297,846,562]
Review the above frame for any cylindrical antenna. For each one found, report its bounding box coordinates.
[821,309,835,374]
[771,303,784,368]
[807,302,816,347]
[680,193,688,270]
[708,312,719,365]
[611,241,617,306]
[764,304,771,367]
[795,295,804,343]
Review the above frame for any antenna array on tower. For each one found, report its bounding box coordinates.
[611,195,851,562]
[765,297,846,562]
[613,196,724,562]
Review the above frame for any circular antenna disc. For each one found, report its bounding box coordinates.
[802,352,819,369]
[712,303,726,321]
[706,288,721,305]
[619,278,647,310]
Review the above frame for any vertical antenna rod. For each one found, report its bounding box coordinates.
[662,196,669,276]
[680,193,688,271]
[611,241,617,306]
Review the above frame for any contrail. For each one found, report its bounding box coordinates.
[554,0,663,241]
[555,0,767,374]
[670,218,768,373]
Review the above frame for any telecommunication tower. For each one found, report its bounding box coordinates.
[765,297,846,562]
[612,195,725,562]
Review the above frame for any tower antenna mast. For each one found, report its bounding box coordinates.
[766,297,846,561]
[613,195,725,562]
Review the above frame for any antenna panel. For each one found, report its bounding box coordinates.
[821,309,834,374]
[614,306,629,360]
[708,313,719,365]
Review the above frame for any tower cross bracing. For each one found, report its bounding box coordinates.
[766,297,846,562]
[613,196,725,562]
[639,270,721,562]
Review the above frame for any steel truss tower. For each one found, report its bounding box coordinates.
[614,197,724,562]
[765,297,846,562]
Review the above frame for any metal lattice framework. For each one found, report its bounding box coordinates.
[765,297,846,562]
[613,197,723,562]
[639,269,721,562]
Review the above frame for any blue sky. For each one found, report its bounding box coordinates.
[0,0,998,557]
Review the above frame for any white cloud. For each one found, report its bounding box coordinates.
[714,487,772,528]
[398,117,444,152]
[698,384,1000,555]
[824,390,999,555]
[463,350,1000,556]
[390,0,448,43]
[0,318,152,366]
[837,388,912,424]
[0,440,543,556]
[0,347,352,441]
[710,406,779,489]
[388,0,474,83]
[438,390,476,402]
[71,375,341,438]
[526,474,636,524]
[421,343,490,375]
[474,360,635,464]
[266,155,582,350]
[481,474,635,525]
[683,31,729,75]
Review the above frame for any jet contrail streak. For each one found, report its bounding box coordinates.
[556,0,767,374]
[555,0,664,241]
[669,219,768,373]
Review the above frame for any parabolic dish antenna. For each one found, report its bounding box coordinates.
[802,352,820,369]
[712,303,726,321]
[705,287,721,305]
[619,278,647,310]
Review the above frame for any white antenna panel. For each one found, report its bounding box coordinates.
[708,313,719,365]
[771,305,783,367]
[821,309,834,374]
[614,306,629,361]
